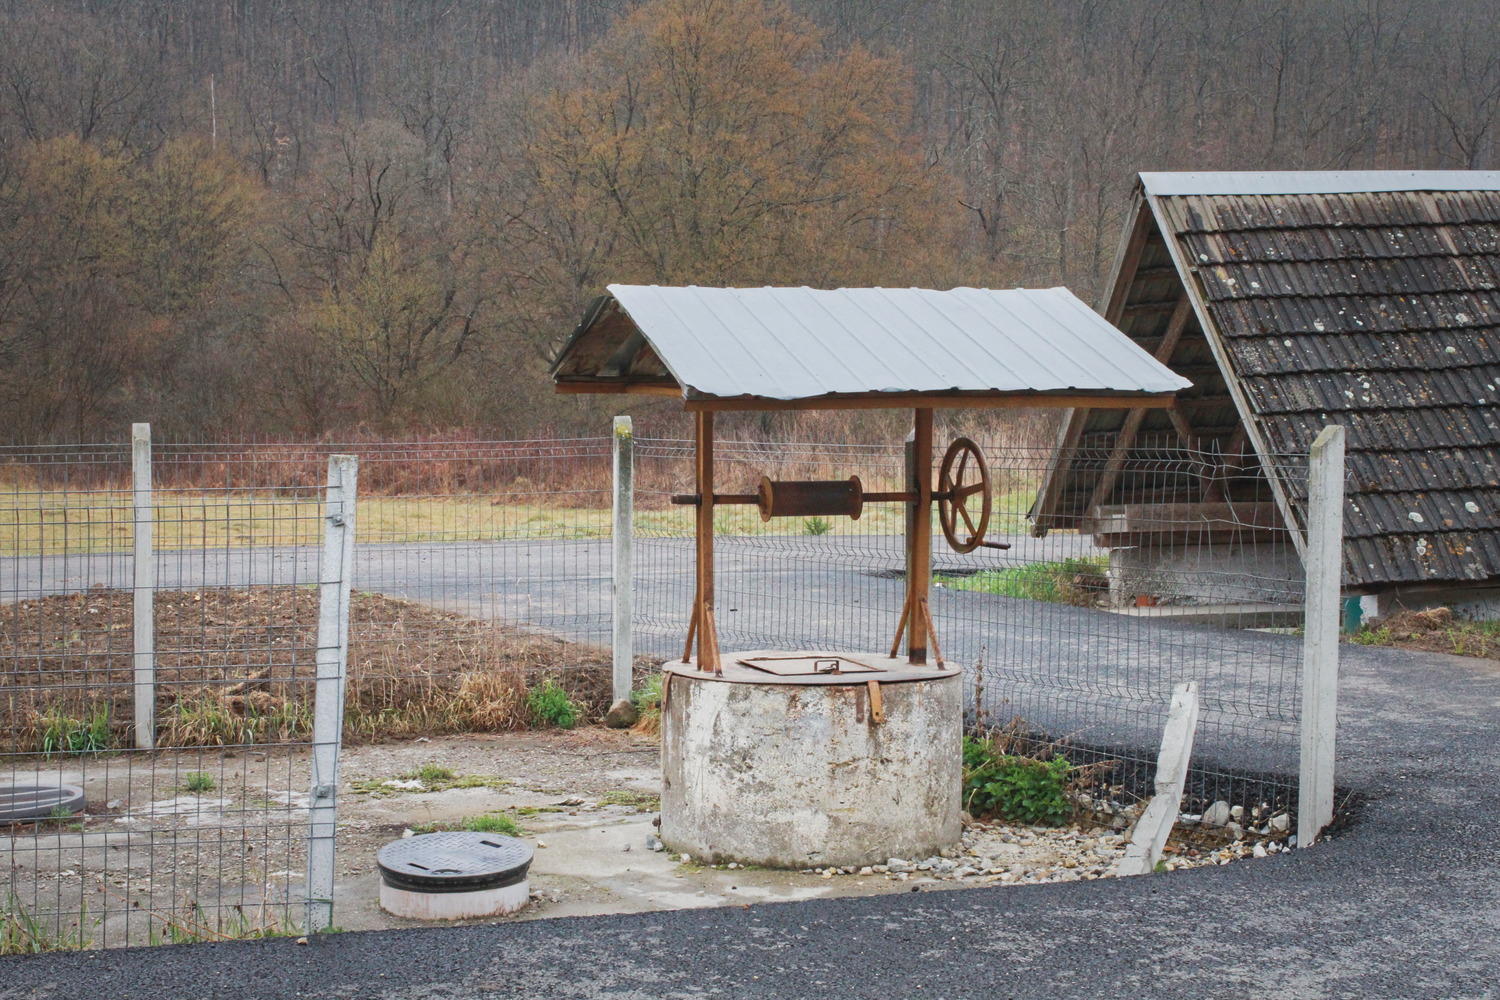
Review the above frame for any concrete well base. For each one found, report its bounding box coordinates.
[660,652,962,869]
[378,879,530,920]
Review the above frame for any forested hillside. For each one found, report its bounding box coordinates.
[1,0,1494,440]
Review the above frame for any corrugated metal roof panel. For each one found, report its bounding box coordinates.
[586,285,1190,400]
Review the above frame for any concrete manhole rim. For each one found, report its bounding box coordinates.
[0,783,86,822]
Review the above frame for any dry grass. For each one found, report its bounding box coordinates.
[0,588,615,752]
[1348,606,1500,659]
[2,416,1062,556]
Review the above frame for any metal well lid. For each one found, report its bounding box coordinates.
[377,832,533,894]
[0,784,85,822]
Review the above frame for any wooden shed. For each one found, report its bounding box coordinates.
[1032,171,1500,618]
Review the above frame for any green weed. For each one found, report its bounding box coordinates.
[39,706,112,756]
[0,896,94,954]
[600,789,660,811]
[182,771,216,794]
[962,735,1073,826]
[527,678,578,729]
[411,812,524,837]
[349,768,509,797]
[803,516,832,536]
[940,557,1107,606]
[462,813,522,836]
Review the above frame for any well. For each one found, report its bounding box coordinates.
[661,654,960,867]
[551,285,1189,870]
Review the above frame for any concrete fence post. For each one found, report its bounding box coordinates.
[612,416,635,704]
[131,423,155,750]
[1299,425,1345,848]
[307,454,358,933]
[1119,681,1200,876]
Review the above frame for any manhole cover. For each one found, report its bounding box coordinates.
[377,832,533,894]
[0,784,85,822]
[739,655,883,676]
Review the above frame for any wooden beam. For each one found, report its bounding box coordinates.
[1102,191,1155,323]
[1086,297,1194,511]
[1143,190,1304,559]
[907,408,933,665]
[682,392,1180,413]
[555,381,681,396]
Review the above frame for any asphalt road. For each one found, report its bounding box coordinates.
[2,531,1297,768]
[2,640,1496,999]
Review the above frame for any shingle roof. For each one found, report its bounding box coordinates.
[551,285,1190,403]
[1039,171,1500,589]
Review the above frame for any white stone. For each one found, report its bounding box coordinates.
[1269,813,1290,833]
[1202,801,1232,826]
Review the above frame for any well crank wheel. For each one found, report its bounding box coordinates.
[937,437,992,553]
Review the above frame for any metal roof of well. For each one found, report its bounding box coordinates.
[550,285,1190,405]
[1037,170,1500,590]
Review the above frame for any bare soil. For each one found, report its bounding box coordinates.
[0,588,616,751]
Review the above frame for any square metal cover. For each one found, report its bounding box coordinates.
[737,655,884,676]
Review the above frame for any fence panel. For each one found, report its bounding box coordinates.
[1,443,330,949]
[635,431,1309,825]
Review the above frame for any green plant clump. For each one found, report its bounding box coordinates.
[462,813,522,836]
[39,706,112,756]
[802,516,832,536]
[962,735,1073,826]
[182,771,216,794]
[526,678,578,729]
[941,557,1107,606]
[414,763,456,783]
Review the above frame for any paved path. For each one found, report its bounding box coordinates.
[0,531,1301,769]
[2,641,1496,999]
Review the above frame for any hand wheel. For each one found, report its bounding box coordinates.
[938,437,992,553]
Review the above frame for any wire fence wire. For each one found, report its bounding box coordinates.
[3,427,1316,948]
[2,447,327,949]
[633,433,1310,823]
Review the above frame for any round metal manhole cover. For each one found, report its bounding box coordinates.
[377,832,533,894]
[0,784,86,822]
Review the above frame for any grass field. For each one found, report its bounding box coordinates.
[0,485,1044,556]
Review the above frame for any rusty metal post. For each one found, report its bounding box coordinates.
[694,410,721,672]
[908,409,933,664]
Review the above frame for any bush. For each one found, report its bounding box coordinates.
[526,678,578,729]
[182,771,216,794]
[962,735,1073,826]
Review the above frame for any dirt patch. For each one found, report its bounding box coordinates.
[0,588,615,751]
[1348,607,1500,659]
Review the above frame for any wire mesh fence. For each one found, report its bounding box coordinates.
[3,424,1319,948]
[1,444,332,949]
[633,431,1310,825]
